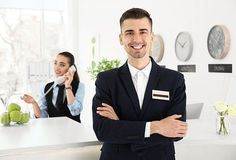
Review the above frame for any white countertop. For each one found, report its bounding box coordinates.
[0,117,99,155]
[1,116,236,159]
[175,118,236,160]
[176,118,236,145]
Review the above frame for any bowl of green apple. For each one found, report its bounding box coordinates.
[0,103,30,126]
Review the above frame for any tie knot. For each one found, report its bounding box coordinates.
[57,84,65,90]
[57,84,63,87]
[136,71,145,79]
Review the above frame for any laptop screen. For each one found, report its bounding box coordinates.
[186,103,204,119]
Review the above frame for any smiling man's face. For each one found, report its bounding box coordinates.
[119,17,153,60]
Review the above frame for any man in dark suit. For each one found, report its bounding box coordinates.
[92,8,188,160]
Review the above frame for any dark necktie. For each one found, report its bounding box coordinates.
[55,85,65,109]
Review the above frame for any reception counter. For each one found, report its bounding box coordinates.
[0,117,236,160]
[175,118,236,160]
[0,117,99,156]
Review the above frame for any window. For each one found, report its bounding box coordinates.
[0,0,66,103]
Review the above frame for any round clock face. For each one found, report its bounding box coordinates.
[207,25,231,59]
[175,32,193,62]
[150,34,164,62]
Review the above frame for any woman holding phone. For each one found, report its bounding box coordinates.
[21,51,84,123]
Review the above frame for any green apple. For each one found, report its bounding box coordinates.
[10,110,21,122]
[0,112,10,126]
[18,112,30,124]
[7,103,21,113]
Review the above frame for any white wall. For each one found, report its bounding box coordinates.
[77,0,236,125]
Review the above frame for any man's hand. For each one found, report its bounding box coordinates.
[96,103,119,120]
[150,114,187,138]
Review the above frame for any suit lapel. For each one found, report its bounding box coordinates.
[140,59,162,119]
[119,63,141,115]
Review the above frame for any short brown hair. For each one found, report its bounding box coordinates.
[120,8,152,30]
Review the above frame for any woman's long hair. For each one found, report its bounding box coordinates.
[58,51,80,83]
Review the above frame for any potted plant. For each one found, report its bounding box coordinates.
[88,58,121,80]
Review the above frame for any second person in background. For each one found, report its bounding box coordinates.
[22,51,84,123]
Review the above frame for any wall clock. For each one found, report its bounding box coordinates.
[207,25,231,59]
[175,32,193,62]
[150,34,164,62]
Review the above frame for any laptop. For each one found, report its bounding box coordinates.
[186,103,204,119]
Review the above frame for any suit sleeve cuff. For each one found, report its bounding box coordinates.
[144,122,151,138]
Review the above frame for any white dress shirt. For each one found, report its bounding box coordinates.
[128,60,152,137]
[128,61,152,108]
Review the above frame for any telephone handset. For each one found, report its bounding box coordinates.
[38,65,76,101]
[54,65,76,85]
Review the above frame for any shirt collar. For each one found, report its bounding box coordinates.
[53,82,57,88]
[128,59,152,78]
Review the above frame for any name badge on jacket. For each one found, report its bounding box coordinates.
[152,90,170,101]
